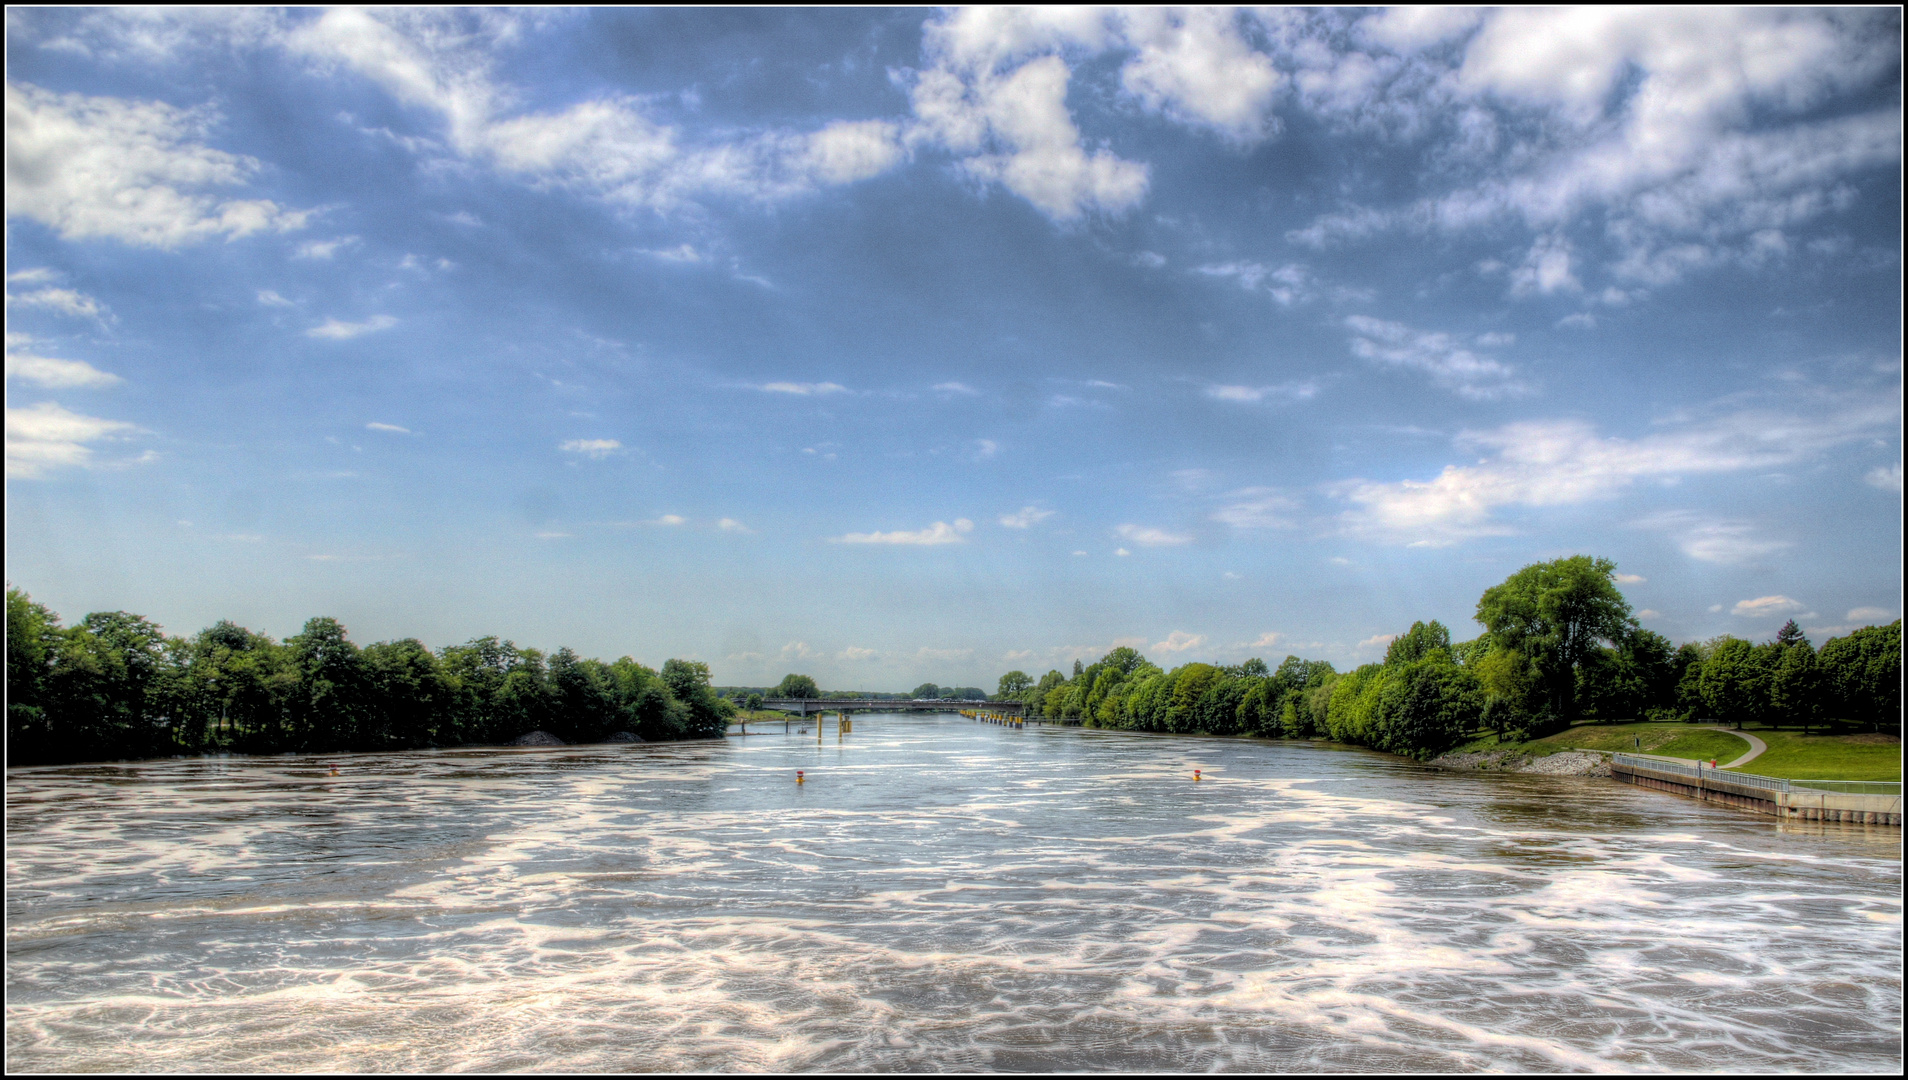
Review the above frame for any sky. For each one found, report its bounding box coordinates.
[5,7,1902,690]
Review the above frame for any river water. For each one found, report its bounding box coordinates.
[6,715,1901,1072]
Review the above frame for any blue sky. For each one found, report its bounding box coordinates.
[5,7,1901,689]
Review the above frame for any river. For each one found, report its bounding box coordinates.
[6,714,1901,1072]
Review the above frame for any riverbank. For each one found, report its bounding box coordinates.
[1428,748,1611,776]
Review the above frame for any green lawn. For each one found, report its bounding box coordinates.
[1453,721,1901,782]
[1722,730,1901,782]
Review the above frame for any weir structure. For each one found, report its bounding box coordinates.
[760,698,1025,716]
[1612,753,1902,825]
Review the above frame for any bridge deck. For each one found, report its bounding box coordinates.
[759,698,1025,715]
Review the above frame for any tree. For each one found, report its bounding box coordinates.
[775,673,820,699]
[1475,556,1636,728]
[1384,621,1451,667]
[663,659,726,738]
[995,670,1034,700]
[1698,637,1765,729]
[1775,619,1810,649]
[1818,620,1902,732]
[745,692,764,711]
[1769,641,1820,733]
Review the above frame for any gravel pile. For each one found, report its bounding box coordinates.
[1517,751,1611,777]
[510,730,567,747]
[602,731,645,743]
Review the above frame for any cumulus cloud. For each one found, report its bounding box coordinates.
[1358,633,1397,650]
[285,9,903,210]
[1291,8,1900,287]
[838,646,882,661]
[6,285,108,321]
[4,344,121,389]
[5,400,142,477]
[307,315,397,339]
[1635,512,1792,565]
[999,506,1055,528]
[1344,315,1524,399]
[559,438,620,459]
[780,641,821,660]
[836,519,974,545]
[1614,573,1646,584]
[1153,631,1206,653]
[1866,462,1902,493]
[1732,595,1804,617]
[1114,523,1192,547]
[1847,607,1893,623]
[293,235,358,259]
[1337,399,1896,545]
[757,381,849,396]
[5,81,309,247]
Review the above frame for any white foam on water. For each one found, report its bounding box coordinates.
[7,720,1900,1072]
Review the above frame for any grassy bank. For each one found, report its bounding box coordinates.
[1721,730,1901,781]
[1453,721,1900,782]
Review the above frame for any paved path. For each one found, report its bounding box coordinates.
[1709,727,1768,769]
[1627,727,1766,770]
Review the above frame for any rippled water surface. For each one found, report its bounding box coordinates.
[7,716,1902,1072]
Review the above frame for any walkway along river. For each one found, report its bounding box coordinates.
[6,714,1901,1071]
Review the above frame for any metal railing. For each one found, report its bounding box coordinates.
[1612,754,1902,797]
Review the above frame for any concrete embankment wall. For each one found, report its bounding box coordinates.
[1613,760,1901,825]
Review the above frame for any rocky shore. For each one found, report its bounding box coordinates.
[1428,748,1611,777]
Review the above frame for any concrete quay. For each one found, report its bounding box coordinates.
[1612,754,1901,826]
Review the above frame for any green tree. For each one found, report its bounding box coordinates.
[1384,621,1451,667]
[1818,620,1902,732]
[6,586,61,763]
[1698,637,1765,729]
[994,670,1034,699]
[663,659,726,738]
[1769,640,1820,733]
[775,673,821,699]
[1475,556,1636,728]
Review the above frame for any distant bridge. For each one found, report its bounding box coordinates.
[760,698,1025,716]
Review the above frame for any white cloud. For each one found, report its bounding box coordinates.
[1866,462,1902,493]
[1508,233,1580,296]
[534,531,573,540]
[717,518,751,533]
[559,438,621,459]
[655,514,686,526]
[6,286,107,321]
[999,506,1055,529]
[5,401,141,477]
[1153,631,1206,654]
[5,81,309,248]
[933,381,980,395]
[1344,315,1525,400]
[367,422,412,434]
[1358,633,1397,650]
[307,315,397,339]
[293,235,358,259]
[1211,488,1299,529]
[780,641,821,661]
[1204,382,1318,404]
[758,381,849,396]
[1732,595,1804,618]
[5,348,121,389]
[1557,312,1598,329]
[836,519,974,545]
[1847,607,1893,623]
[1246,632,1283,649]
[285,9,903,211]
[1072,550,1088,556]
[839,646,882,661]
[971,438,999,460]
[1114,523,1192,547]
[1338,399,1896,545]
[1636,609,1660,619]
[1636,512,1792,565]
[1614,573,1646,584]
[1115,547,1131,557]
[6,268,57,284]
[256,289,294,306]
[916,647,974,662]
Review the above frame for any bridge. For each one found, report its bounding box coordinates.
[760,698,1025,716]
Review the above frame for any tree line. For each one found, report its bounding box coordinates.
[982,557,1900,761]
[6,586,732,766]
